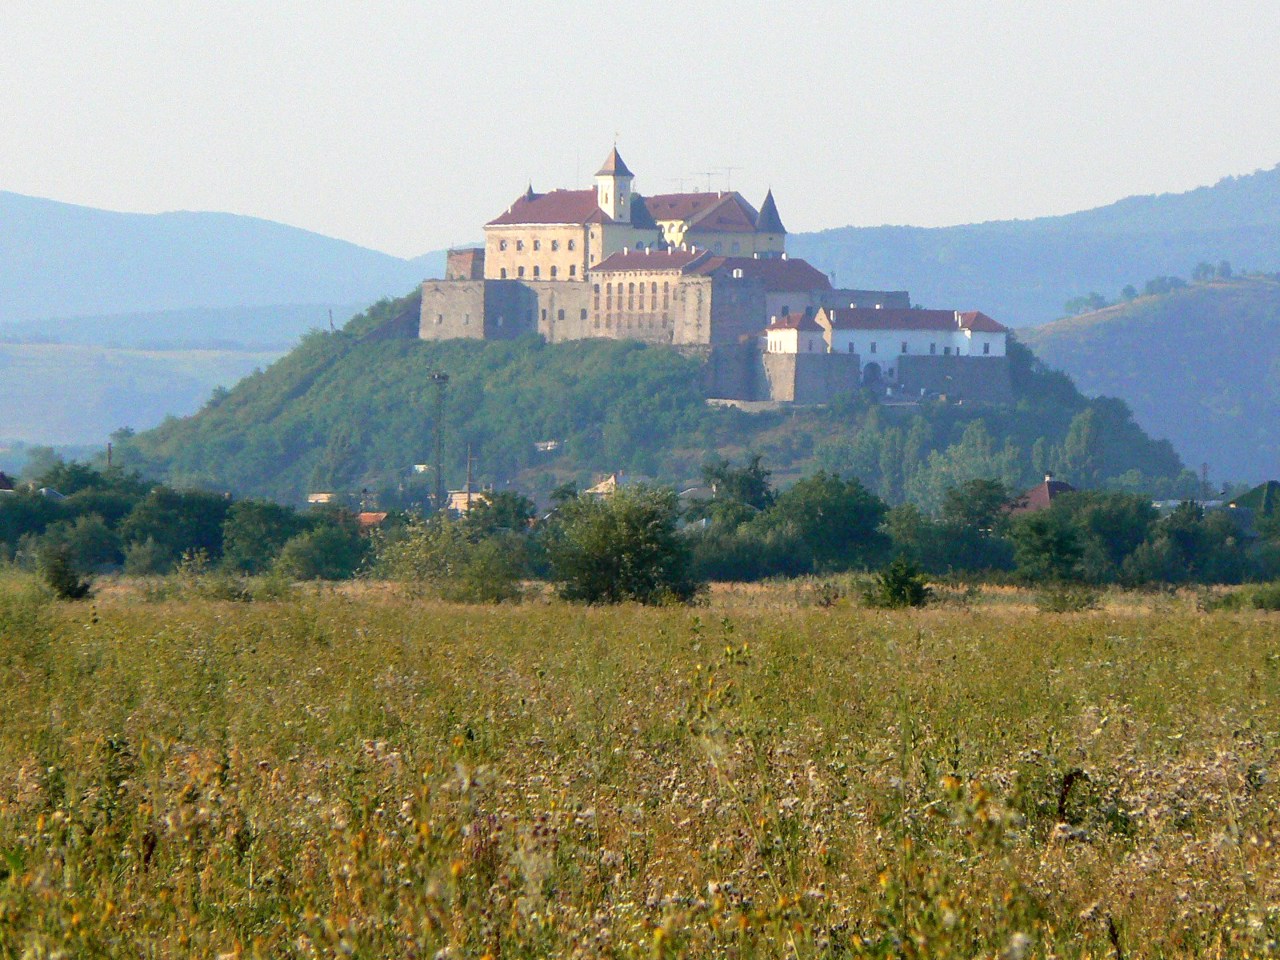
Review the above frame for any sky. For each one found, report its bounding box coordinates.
[3,1,1280,258]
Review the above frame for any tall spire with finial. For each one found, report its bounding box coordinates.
[756,188,786,234]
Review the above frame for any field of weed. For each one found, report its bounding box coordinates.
[1,573,1278,957]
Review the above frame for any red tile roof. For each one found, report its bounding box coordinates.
[823,308,1009,333]
[692,256,833,292]
[1008,477,1077,514]
[765,312,823,332]
[642,192,728,222]
[487,189,608,226]
[596,146,633,177]
[592,249,709,272]
[685,194,760,234]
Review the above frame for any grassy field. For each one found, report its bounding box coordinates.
[1,574,1278,957]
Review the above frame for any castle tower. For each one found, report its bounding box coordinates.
[595,146,634,224]
[754,188,786,258]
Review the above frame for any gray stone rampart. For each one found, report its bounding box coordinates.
[897,355,1012,404]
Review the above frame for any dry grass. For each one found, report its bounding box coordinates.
[1,572,1278,957]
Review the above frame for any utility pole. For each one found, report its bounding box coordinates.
[431,372,449,513]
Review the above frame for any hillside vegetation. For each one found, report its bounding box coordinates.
[1021,276,1280,483]
[793,163,1280,325]
[3,579,1279,955]
[113,293,1191,506]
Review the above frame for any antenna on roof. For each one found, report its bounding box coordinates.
[669,177,688,191]
[695,171,715,192]
[719,165,741,191]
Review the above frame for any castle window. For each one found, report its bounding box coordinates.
[551,240,559,251]
[943,346,951,356]
[533,239,541,251]
[848,343,854,353]
[580,308,587,320]
[569,264,577,277]
[533,266,540,278]
[780,304,789,315]
[500,268,507,279]
[516,240,524,251]
[558,309,565,321]
[518,266,525,278]
[541,309,547,322]
[651,282,657,295]
[902,342,908,354]
[983,342,991,355]
[550,266,557,279]
[930,342,936,354]
[463,313,470,325]
[568,239,576,251]
[435,314,443,325]
[870,342,877,354]
[499,240,508,251]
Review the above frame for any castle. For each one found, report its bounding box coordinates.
[420,147,1011,404]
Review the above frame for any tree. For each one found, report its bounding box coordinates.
[276,522,369,581]
[119,488,233,573]
[463,491,536,540]
[1192,261,1215,282]
[222,499,306,574]
[1009,510,1083,582]
[39,545,92,600]
[546,486,702,604]
[702,455,775,511]
[769,472,888,571]
[1120,285,1139,301]
[1217,260,1233,279]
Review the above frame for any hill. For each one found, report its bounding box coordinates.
[0,190,445,325]
[1020,276,1280,484]
[791,163,1280,325]
[112,292,1192,507]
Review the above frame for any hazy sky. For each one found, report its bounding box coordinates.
[4,1,1279,257]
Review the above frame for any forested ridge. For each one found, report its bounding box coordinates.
[1022,275,1280,483]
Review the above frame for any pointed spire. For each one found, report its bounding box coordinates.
[756,189,786,234]
[524,182,535,201]
[596,146,633,178]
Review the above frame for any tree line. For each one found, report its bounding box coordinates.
[5,454,1278,606]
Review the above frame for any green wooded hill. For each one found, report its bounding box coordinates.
[113,292,1194,507]
[1020,277,1280,484]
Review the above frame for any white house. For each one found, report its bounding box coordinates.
[763,311,827,354]
[814,307,1007,380]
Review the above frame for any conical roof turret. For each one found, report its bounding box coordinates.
[756,189,786,234]
[596,146,633,178]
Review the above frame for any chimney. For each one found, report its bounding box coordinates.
[1045,473,1054,484]
[623,246,628,255]
[781,252,788,260]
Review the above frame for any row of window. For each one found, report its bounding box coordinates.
[594,281,670,295]
[498,264,578,279]
[840,341,993,356]
[498,238,576,252]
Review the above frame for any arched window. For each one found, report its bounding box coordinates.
[557,309,565,321]
[533,265,540,278]
[516,240,524,251]
[533,239,541,251]
[500,268,507,279]
[517,266,525,278]
[569,264,577,277]
[550,266,557,279]
[551,240,559,251]
[499,240,508,251]
[568,239,576,251]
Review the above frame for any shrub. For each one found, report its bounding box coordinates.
[39,546,92,600]
[1251,581,1280,611]
[547,486,703,605]
[863,556,931,609]
[1035,584,1100,613]
[276,524,369,581]
[375,518,524,603]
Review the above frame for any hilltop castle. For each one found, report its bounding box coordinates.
[420,147,1011,404]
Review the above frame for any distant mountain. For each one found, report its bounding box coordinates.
[0,341,282,445]
[1020,277,1280,483]
[790,164,1280,326]
[0,191,446,325]
[1,303,366,351]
